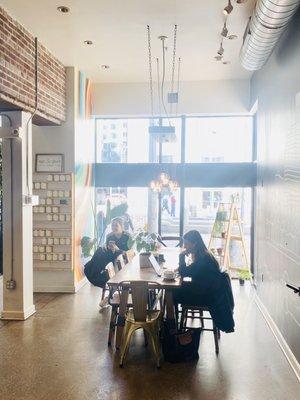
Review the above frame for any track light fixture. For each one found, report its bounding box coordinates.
[223,0,233,15]
[221,21,228,37]
[217,41,224,56]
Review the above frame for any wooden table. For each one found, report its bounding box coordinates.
[107,248,182,349]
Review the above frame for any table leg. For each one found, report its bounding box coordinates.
[115,288,129,350]
[164,289,175,319]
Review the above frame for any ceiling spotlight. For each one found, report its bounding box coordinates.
[214,55,223,61]
[101,65,110,70]
[223,61,231,65]
[221,21,228,37]
[217,41,224,56]
[57,6,70,13]
[223,0,233,15]
[227,34,238,40]
[84,40,93,45]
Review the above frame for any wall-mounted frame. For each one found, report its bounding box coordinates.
[35,154,65,173]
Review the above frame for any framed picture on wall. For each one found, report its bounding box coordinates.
[35,154,65,173]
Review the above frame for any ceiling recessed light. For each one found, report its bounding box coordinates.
[101,65,110,70]
[227,34,238,40]
[57,6,70,13]
[84,40,93,45]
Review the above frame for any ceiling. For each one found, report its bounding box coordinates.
[1,0,255,83]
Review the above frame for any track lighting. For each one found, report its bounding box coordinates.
[221,21,228,37]
[217,41,224,56]
[223,0,233,15]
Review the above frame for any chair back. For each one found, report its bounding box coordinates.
[119,280,159,322]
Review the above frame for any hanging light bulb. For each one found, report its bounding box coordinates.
[223,0,233,15]
[221,21,228,38]
[217,41,224,56]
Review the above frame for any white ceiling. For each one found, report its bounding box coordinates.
[1,0,255,83]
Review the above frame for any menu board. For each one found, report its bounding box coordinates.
[32,173,73,270]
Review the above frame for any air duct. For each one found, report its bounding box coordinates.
[240,0,300,70]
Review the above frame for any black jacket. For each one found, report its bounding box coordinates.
[178,252,235,333]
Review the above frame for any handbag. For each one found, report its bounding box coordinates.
[161,320,201,363]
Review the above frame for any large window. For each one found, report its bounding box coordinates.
[185,117,253,163]
[95,115,255,267]
[96,117,182,164]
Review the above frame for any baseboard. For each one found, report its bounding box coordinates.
[74,277,88,292]
[1,305,36,320]
[255,293,300,383]
[34,285,76,293]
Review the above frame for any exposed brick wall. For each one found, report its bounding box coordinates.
[0,7,66,125]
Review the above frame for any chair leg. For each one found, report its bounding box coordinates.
[213,323,219,355]
[147,325,161,368]
[119,324,136,367]
[180,307,188,330]
[108,305,118,346]
[217,328,221,340]
[143,329,148,347]
[200,310,204,328]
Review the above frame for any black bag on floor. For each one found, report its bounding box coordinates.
[161,320,201,363]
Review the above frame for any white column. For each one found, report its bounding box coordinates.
[0,111,36,320]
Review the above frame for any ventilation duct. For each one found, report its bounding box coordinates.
[240,0,300,70]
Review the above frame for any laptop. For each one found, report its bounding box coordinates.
[149,254,162,277]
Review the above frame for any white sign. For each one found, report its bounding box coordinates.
[35,154,64,173]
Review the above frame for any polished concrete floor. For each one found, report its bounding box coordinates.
[0,281,299,400]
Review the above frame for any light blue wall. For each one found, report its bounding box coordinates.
[251,10,300,362]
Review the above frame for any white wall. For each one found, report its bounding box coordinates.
[32,67,77,292]
[92,79,251,116]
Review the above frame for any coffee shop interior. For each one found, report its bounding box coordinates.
[0,1,299,399]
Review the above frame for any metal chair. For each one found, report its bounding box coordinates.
[180,305,221,354]
[119,281,162,368]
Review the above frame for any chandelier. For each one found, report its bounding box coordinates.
[150,173,178,193]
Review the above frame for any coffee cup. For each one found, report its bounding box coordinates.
[163,269,175,280]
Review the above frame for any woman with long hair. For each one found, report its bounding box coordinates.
[174,230,221,307]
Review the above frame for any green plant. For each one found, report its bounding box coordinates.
[237,268,252,281]
[128,230,159,253]
[214,210,228,237]
[80,236,96,258]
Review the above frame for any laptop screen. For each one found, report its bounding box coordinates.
[149,255,162,276]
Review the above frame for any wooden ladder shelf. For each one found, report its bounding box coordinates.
[208,197,250,278]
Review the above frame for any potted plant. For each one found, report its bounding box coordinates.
[128,230,159,268]
[237,268,252,286]
[80,236,97,259]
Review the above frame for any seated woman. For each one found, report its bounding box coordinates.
[106,217,132,256]
[84,217,132,309]
[174,230,221,307]
[174,230,235,332]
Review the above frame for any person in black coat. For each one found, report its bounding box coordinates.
[84,217,132,308]
[174,230,234,332]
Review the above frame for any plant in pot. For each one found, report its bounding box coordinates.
[237,268,252,286]
[128,230,159,268]
[80,236,97,259]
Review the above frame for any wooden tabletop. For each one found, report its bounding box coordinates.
[107,248,182,289]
